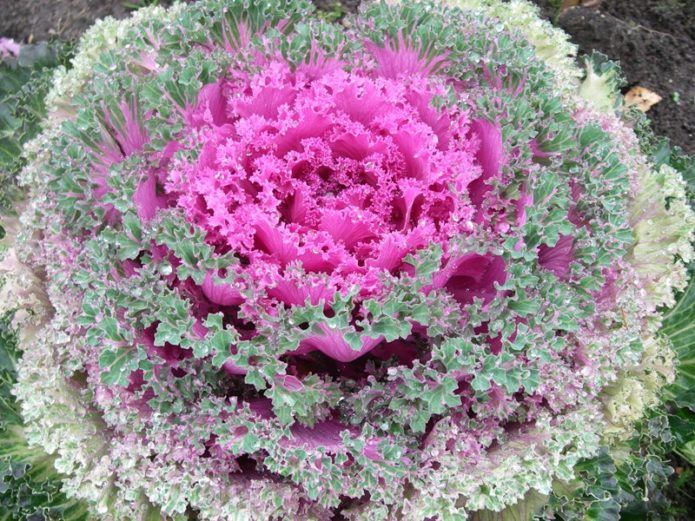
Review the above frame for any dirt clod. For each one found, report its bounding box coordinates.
[557,1,695,153]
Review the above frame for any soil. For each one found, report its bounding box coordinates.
[0,0,359,42]
[0,0,693,153]
[0,0,129,42]
[551,0,695,154]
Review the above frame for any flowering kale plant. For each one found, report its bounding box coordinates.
[1,0,694,519]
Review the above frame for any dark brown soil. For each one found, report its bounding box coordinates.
[0,0,693,153]
[0,0,128,41]
[552,0,695,154]
[0,0,359,42]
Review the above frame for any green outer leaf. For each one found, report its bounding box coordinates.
[662,272,695,410]
[98,346,140,387]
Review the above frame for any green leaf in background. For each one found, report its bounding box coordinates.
[0,313,89,520]
[662,272,695,411]
[0,41,73,216]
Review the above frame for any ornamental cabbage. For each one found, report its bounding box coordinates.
[1,0,693,519]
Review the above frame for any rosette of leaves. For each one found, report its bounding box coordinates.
[2,0,694,520]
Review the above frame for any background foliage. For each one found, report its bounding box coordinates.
[0,41,72,217]
[0,41,90,520]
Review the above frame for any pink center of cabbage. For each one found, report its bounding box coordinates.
[167,60,482,305]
